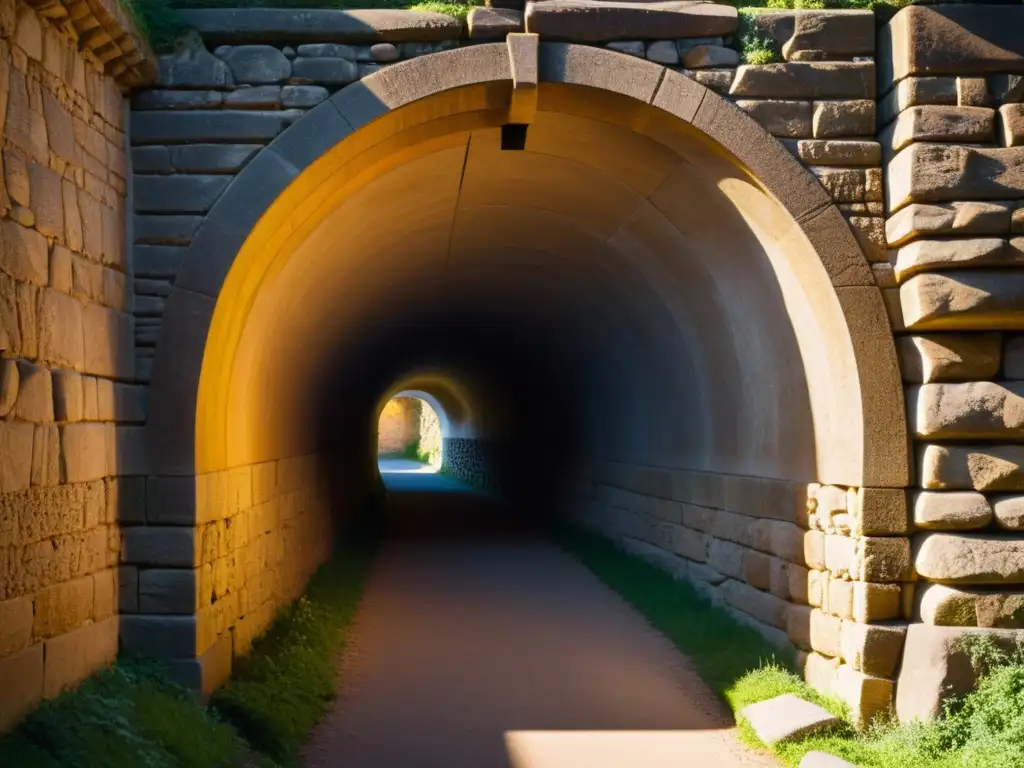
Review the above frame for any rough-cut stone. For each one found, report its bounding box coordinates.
[893,237,1023,281]
[131,110,301,145]
[177,8,465,45]
[750,10,873,64]
[886,202,1013,248]
[682,44,737,69]
[920,444,1024,492]
[833,664,893,727]
[811,167,881,204]
[918,583,1024,628]
[849,487,909,536]
[645,40,678,66]
[957,77,991,108]
[281,85,329,108]
[896,624,1024,723]
[1002,104,1024,147]
[881,105,996,154]
[840,620,907,678]
[468,7,523,40]
[1,219,48,286]
[879,5,1024,89]
[523,1,736,43]
[291,57,359,85]
[795,139,880,167]
[295,43,357,59]
[135,176,232,215]
[897,333,1001,384]
[730,62,874,99]
[219,45,291,84]
[158,36,233,88]
[879,76,958,126]
[736,100,811,138]
[690,68,733,94]
[223,86,282,109]
[887,145,1024,212]
[11,360,52,423]
[812,100,874,139]
[740,694,841,745]
[913,491,992,530]
[993,495,1024,531]
[133,90,224,111]
[909,381,1024,440]
[915,532,1024,584]
[606,40,644,57]
[60,423,107,483]
[170,145,262,174]
[0,358,19,419]
[901,272,1024,331]
[370,43,399,62]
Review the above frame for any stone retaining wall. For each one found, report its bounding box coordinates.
[442,437,503,493]
[878,3,1024,725]
[0,0,150,731]
[117,454,332,692]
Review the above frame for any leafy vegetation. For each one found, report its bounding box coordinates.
[554,525,1024,768]
[0,542,377,768]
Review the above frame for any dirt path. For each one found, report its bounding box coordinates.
[302,478,777,768]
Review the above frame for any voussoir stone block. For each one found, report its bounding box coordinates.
[740,694,840,745]
[915,532,1024,584]
[917,582,1024,628]
[909,381,1024,440]
[887,145,1024,213]
[913,491,992,530]
[523,1,737,43]
[886,202,1013,248]
[901,272,1024,331]
[730,62,874,100]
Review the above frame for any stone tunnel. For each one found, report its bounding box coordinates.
[2,0,1024,736]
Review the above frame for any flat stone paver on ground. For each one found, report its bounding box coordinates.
[302,477,777,767]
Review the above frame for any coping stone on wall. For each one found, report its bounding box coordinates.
[176,8,464,46]
[879,4,1024,94]
[524,0,738,43]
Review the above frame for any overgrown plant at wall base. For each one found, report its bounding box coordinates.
[0,541,377,768]
[555,526,1024,768]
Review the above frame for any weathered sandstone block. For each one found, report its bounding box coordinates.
[730,62,874,100]
[912,491,991,530]
[849,487,909,536]
[832,664,893,727]
[1001,104,1024,147]
[917,583,1024,628]
[901,272,1024,331]
[740,694,841,745]
[840,620,907,678]
[919,443,1024,491]
[467,7,523,40]
[896,333,1001,383]
[523,1,737,43]
[795,139,880,167]
[914,532,1024,584]
[880,105,995,153]
[887,145,1024,213]
[878,76,957,126]
[896,624,1024,723]
[909,381,1024,440]
[812,100,874,139]
[748,10,873,63]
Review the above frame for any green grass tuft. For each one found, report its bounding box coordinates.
[554,525,1024,768]
[210,543,377,766]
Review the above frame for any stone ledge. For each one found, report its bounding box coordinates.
[20,0,158,88]
[177,8,464,46]
[523,0,737,43]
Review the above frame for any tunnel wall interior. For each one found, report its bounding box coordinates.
[3,0,1024,735]
[377,397,419,455]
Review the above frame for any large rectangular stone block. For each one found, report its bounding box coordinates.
[887,145,1024,213]
[120,615,200,659]
[139,568,200,614]
[121,526,199,567]
[38,289,85,371]
[33,575,94,639]
[0,643,43,732]
[42,615,118,698]
[914,532,1024,584]
[131,110,301,145]
[60,423,107,483]
[901,272,1024,331]
[0,596,33,658]
[909,381,1024,440]
[919,444,1024,492]
[896,333,1002,384]
[730,62,874,99]
[134,175,232,215]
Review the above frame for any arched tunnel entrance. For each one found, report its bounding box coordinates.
[136,42,908,712]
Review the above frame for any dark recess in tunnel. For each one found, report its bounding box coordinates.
[309,295,585,533]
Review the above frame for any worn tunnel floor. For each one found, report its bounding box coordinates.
[302,475,777,767]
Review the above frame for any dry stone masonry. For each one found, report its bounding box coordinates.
[5,0,1024,738]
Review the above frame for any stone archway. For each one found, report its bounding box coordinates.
[125,41,908,696]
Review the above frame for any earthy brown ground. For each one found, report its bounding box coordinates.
[302,470,778,767]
